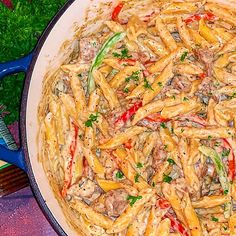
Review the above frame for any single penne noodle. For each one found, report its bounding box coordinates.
[99,65,113,77]
[189,139,200,165]
[93,70,120,110]
[144,39,169,57]
[174,63,203,75]
[148,47,186,73]
[44,112,59,160]
[189,80,202,97]
[144,206,161,236]
[95,114,110,138]
[60,93,77,120]
[207,98,218,125]
[162,183,187,226]
[155,16,177,51]
[179,138,200,193]
[143,63,174,105]
[218,35,236,55]
[84,126,95,149]
[156,218,171,236]
[214,67,236,85]
[70,72,87,113]
[161,99,201,119]
[88,89,100,112]
[103,58,124,71]
[60,63,89,73]
[176,16,194,49]
[229,213,236,235]
[96,178,138,195]
[105,20,124,32]
[192,195,231,209]
[109,66,141,90]
[199,19,218,44]
[174,126,234,139]
[107,188,155,233]
[143,132,159,157]
[161,2,198,14]
[82,146,105,175]
[188,29,210,48]
[160,127,177,152]
[182,192,203,235]
[69,198,113,229]
[205,3,236,26]
[98,126,147,149]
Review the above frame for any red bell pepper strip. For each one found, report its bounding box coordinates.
[61,123,79,197]
[163,214,189,236]
[184,12,217,24]
[144,113,170,123]
[119,58,137,66]
[112,2,124,22]
[156,199,171,209]
[223,138,235,181]
[199,72,207,79]
[1,0,13,9]
[115,101,143,128]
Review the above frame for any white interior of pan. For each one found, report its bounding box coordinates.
[25,0,113,234]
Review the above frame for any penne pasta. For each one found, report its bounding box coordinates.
[156,218,171,236]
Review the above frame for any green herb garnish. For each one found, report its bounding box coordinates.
[167,158,176,165]
[125,71,140,83]
[123,88,129,93]
[116,171,124,179]
[163,174,172,183]
[208,135,212,140]
[143,78,154,90]
[221,149,230,157]
[160,122,167,129]
[157,82,163,87]
[85,112,99,127]
[134,173,140,183]
[152,182,155,187]
[113,48,132,59]
[224,189,229,195]
[180,51,188,62]
[164,145,168,150]
[127,195,142,206]
[211,216,219,222]
[183,97,189,101]
[136,162,143,168]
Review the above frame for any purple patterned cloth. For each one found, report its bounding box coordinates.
[0,187,57,236]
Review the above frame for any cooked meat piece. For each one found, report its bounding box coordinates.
[195,77,216,105]
[104,189,128,217]
[137,119,160,131]
[79,37,100,62]
[170,76,192,92]
[67,177,102,204]
[194,48,214,77]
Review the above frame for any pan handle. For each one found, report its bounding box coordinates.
[0,53,33,78]
[0,53,33,172]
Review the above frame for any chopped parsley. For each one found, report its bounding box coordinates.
[163,174,172,183]
[143,78,154,90]
[116,171,124,179]
[164,145,168,150]
[183,97,189,102]
[221,149,230,157]
[123,87,129,93]
[152,182,156,187]
[208,135,212,140]
[224,189,229,195]
[172,95,176,100]
[180,51,188,62]
[160,122,167,129]
[85,112,99,127]
[167,158,176,165]
[136,162,143,168]
[134,173,140,183]
[127,195,142,206]
[78,73,82,78]
[113,48,132,59]
[157,82,163,87]
[214,141,221,147]
[125,71,140,83]
[223,226,228,231]
[211,216,219,222]
[181,128,185,133]
[229,92,236,99]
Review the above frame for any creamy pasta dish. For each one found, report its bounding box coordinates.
[38,0,236,235]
